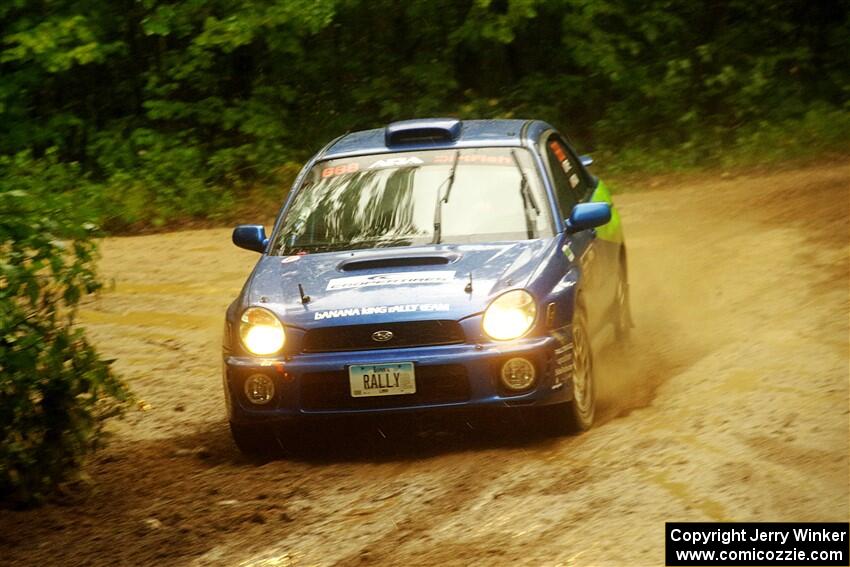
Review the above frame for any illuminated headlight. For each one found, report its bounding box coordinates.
[240,307,285,355]
[244,373,275,404]
[482,289,537,341]
[501,358,536,390]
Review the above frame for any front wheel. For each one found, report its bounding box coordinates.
[614,257,632,341]
[229,422,280,457]
[543,298,596,434]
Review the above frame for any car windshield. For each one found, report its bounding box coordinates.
[272,147,553,255]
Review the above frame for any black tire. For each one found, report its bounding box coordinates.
[614,255,632,341]
[543,297,596,434]
[229,422,280,457]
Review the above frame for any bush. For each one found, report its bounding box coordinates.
[592,105,850,177]
[0,151,129,506]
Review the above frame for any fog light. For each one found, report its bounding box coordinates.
[501,358,536,391]
[244,374,275,405]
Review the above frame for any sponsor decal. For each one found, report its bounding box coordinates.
[314,303,451,320]
[433,154,512,165]
[550,328,573,385]
[321,162,360,177]
[326,271,455,290]
[562,244,575,262]
[549,141,567,162]
[369,157,424,169]
[549,140,576,178]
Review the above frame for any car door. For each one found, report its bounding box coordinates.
[558,134,621,309]
[542,133,606,333]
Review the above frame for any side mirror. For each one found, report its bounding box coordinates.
[566,202,611,233]
[232,225,268,253]
[580,154,593,167]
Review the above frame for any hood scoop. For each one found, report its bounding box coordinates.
[338,252,460,272]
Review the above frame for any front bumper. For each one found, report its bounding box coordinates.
[224,335,574,424]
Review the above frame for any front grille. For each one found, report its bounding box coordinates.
[302,320,464,353]
[300,364,470,411]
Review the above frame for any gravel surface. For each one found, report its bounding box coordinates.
[1,162,848,566]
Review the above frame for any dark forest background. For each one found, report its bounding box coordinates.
[2,0,849,229]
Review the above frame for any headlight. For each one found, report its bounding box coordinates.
[240,307,285,355]
[482,289,537,341]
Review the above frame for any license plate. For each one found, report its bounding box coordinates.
[348,362,416,397]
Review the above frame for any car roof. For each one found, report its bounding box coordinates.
[321,118,554,160]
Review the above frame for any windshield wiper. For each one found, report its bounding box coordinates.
[510,149,540,239]
[432,150,460,244]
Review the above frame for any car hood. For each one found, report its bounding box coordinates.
[242,239,557,328]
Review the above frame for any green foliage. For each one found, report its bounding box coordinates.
[2,15,125,72]
[0,151,129,506]
[0,0,848,229]
[592,104,850,176]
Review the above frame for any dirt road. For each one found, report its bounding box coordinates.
[1,162,848,566]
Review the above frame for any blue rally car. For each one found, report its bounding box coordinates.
[224,118,630,454]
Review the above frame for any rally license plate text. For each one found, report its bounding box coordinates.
[349,362,416,397]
